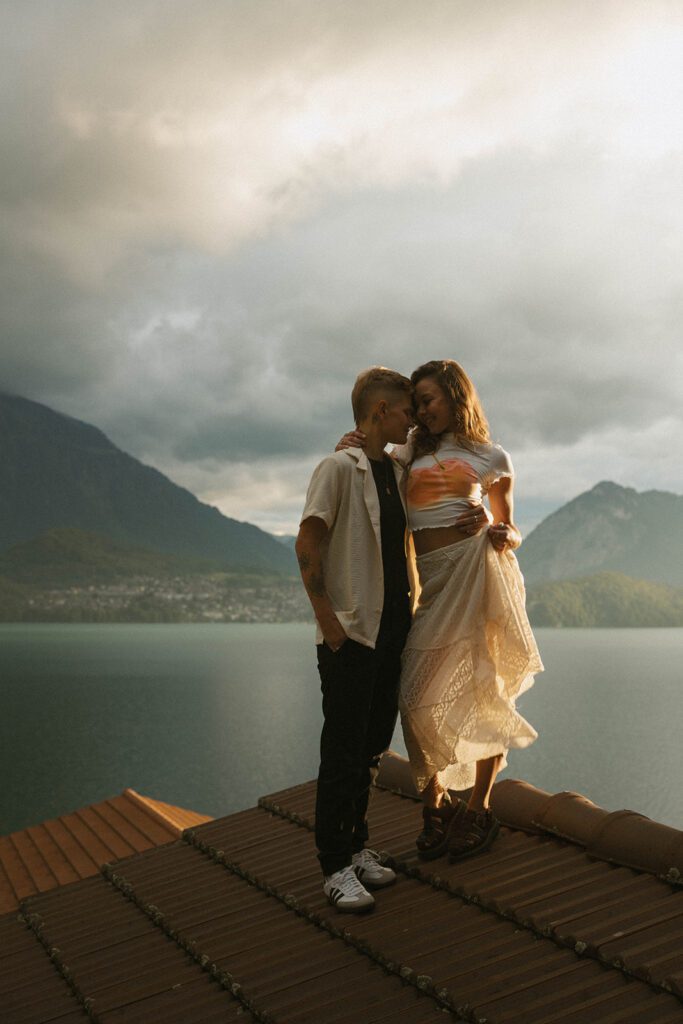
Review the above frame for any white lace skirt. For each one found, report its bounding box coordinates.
[399,530,543,793]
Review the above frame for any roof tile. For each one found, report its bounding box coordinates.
[23,824,82,888]
[95,797,173,849]
[0,791,210,914]
[20,877,248,1021]
[41,817,103,877]
[6,829,60,896]
[0,914,88,1023]
[104,849,463,1022]
[532,789,610,844]
[4,760,683,1023]
[0,836,37,912]
[376,754,683,884]
[588,811,683,880]
[68,804,144,860]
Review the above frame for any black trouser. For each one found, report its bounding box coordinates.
[314,604,410,877]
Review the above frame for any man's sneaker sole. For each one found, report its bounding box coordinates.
[325,885,375,913]
[353,864,396,889]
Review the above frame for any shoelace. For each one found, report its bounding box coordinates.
[354,849,381,868]
[337,865,371,896]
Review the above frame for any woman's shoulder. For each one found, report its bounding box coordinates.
[480,439,512,459]
[438,434,509,458]
[439,437,514,482]
[478,441,514,480]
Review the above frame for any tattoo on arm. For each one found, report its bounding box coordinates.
[297,535,327,601]
[309,569,325,598]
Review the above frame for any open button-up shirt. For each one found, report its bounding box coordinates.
[300,447,411,648]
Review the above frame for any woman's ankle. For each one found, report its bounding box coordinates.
[422,782,448,809]
[466,799,488,813]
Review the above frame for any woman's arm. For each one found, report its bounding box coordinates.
[334,429,414,467]
[335,429,366,452]
[487,476,522,552]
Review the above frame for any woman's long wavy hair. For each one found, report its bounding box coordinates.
[410,360,490,461]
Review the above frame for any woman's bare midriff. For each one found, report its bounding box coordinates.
[413,523,477,556]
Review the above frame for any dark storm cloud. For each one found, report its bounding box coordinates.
[96,153,678,460]
[0,1,681,529]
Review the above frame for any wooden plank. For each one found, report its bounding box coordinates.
[0,836,35,904]
[41,819,99,880]
[0,856,21,914]
[25,825,80,888]
[88,801,156,854]
[108,795,178,845]
[59,811,125,867]
[9,830,59,895]
[75,805,140,860]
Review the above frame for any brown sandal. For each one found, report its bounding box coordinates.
[416,797,466,860]
[448,807,500,862]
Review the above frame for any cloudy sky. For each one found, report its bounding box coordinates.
[1,1,681,535]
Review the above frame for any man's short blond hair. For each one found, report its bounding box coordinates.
[351,366,412,425]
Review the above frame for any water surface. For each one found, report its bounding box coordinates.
[2,624,681,834]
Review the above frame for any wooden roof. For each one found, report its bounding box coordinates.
[2,758,683,1022]
[0,788,212,914]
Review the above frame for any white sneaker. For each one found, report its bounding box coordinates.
[352,848,396,889]
[323,865,375,913]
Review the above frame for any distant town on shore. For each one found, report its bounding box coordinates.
[1,393,682,628]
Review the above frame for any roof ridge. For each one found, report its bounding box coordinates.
[121,787,184,836]
[375,752,683,885]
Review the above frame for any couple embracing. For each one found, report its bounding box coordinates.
[295,361,543,913]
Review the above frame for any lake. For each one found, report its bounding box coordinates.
[2,624,682,835]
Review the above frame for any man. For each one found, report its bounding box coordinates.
[296,367,414,912]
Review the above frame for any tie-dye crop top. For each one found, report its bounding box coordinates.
[398,433,514,532]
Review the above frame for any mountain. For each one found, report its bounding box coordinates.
[517,481,683,586]
[0,575,29,618]
[0,527,215,585]
[526,572,683,627]
[0,393,295,573]
[275,534,297,550]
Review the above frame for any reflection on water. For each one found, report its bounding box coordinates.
[2,624,682,834]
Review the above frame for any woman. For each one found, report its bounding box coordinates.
[340,359,542,861]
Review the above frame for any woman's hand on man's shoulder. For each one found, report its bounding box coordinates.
[335,429,366,452]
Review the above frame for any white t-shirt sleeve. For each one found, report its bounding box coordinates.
[300,456,341,529]
[484,444,514,489]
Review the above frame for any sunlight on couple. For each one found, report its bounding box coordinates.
[296,360,543,912]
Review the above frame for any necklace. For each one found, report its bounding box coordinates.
[384,458,392,495]
[371,455,393,495]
